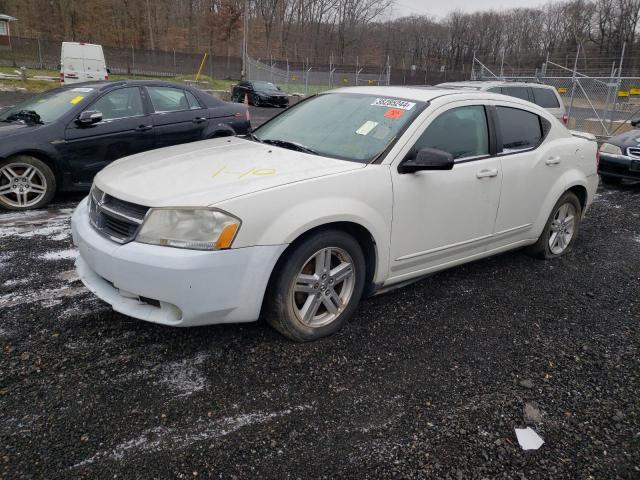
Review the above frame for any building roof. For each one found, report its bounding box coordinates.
[0,14,17,22]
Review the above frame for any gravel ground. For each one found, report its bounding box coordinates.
[0,89,639,479]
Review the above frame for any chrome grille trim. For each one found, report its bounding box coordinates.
[626,147,640,159]
[88,187,150,244]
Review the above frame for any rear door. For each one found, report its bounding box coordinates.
[63,86,155,184]
[491,103,570,247]
[146,86,209,148]
[61,43,84,84]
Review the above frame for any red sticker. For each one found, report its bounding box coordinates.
[384,108,405,120]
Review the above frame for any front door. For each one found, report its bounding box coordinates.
[63,86,155,185]
[389,103,503,282]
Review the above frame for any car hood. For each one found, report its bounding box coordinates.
[608,128,640,148]
[95,137,365,207]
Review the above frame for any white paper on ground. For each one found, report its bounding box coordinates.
[515,427,544,450]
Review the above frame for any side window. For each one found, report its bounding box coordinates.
[412,105,489,160]
[147,87,190,112]
[90,87,144,120]
[487,87,502,94]
[496,106,543,153]
[532,88,560,108]
[185,91,202,110]
[501,86,530,101]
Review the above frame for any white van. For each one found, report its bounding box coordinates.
[60,42,109,84]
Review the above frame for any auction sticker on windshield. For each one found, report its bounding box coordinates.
[371,98,416,110]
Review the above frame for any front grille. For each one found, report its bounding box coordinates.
[89,187,150,243]
[627,147,640,159]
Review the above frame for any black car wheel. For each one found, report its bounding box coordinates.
[0,155,56,211]
[252,94,261,107]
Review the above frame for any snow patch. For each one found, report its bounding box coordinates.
[156,352,210,398]
[72,405,313,468]
[0,208,73,240]
[39,249,78,261]
[0,286,87,309]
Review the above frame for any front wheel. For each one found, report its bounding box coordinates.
[265,230,366,342]
[526,191,582,259]
[0,156,56,210]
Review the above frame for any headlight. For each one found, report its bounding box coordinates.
[599,143,622,155]
[136,208,241,251]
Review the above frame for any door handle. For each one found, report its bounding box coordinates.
[476,168,499,179]
[192,117,207,123]
[136,125,153,132]
[545,156,561,166]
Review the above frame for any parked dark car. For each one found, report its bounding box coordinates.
[598,120,640,184]
[231,80,289,108]
[0,80,251,210]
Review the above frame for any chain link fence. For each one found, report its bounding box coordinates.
[473,56,640,140]
[0,36,242,79]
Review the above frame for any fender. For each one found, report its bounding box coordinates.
[532,169,588,239]
[218,167,393,284]
[203,122,236,139]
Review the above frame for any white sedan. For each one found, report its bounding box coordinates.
[71,86,599,341]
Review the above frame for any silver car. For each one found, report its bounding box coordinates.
[437,81,568,126]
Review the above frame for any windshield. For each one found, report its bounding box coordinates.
[253,81,279,92]
[0,87,94,124]
[253,93,423,163]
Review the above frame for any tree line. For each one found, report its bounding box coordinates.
[0,0,638,73]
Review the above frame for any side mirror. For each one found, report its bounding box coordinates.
[631,119,640,127]
[398,148,454,174]
[76,110,102,126]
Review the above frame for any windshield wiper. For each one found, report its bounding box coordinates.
[246,130,262,143]
[6,110,43,125]
[262,139,318,155]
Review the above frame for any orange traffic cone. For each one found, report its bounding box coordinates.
[244,93,251,122]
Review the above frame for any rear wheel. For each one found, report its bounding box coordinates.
[265,230,366,342]
[0,156,56,210]
[251,94,261,107]
[526,191,581,259]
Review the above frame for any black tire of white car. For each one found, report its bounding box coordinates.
[0,155,56,211]
[526,191,582,259]
[265,230,366,342]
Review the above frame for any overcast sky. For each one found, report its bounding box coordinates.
[388,0,559,19]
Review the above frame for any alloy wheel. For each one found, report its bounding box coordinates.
[548,202,577,255]
[290,246,356,328]
[0,163,48,208]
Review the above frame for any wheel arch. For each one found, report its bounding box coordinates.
[266,221,380,302]
[2,150,62,187]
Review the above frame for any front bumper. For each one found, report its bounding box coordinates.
[71,197,287,327]
[599,153,640,180]
[260,95,289,107]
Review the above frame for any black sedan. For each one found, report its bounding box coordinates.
[598,120,640,184]
[0,80,250,210]
[231,80,289,108]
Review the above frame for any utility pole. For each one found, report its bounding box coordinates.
[241,0,249,79]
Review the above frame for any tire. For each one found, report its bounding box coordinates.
[0,155,56,211]
[600,175,622,185]
[526,191,582,259]
[251,94,260,107]
[265,230,366,342]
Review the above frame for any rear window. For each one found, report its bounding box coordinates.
[532,88,561,108]
[501,86,530,101]
[496,107,543,153]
